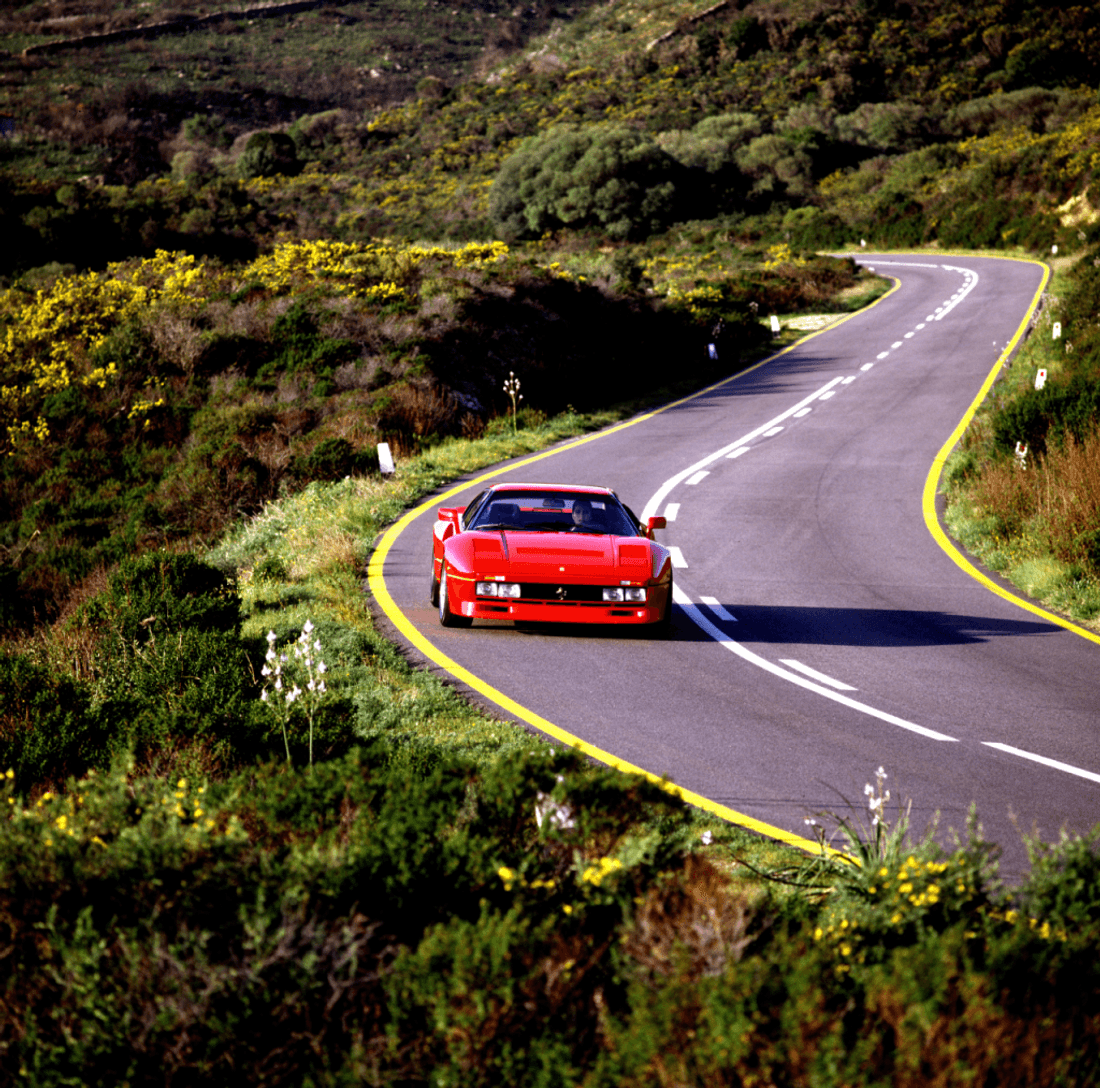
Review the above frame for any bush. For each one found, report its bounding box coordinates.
[237,131,301,179]
[489,125,682,241]
[0,653,106,783]
[991,374,1100,459]
[292,436,380,481]
[80,552,240,645]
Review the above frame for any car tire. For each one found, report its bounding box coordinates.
[430,564,440,607]
[650,581,674,639]
[438,569,472,628]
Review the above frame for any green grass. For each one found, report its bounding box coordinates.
[207,407,822,874]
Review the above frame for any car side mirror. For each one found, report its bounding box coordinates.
[437,506,463,537]
[646,515,666,539]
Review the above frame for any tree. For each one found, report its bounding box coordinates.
[237,132,301,179]
[489,125,681,241]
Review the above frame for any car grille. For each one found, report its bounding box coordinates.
[518,583,605,603]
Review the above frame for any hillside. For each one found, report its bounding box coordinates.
[2,1,1100,1081]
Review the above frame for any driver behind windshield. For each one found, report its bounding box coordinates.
[570,499,607,532]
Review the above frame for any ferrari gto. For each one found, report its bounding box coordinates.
[430,483,672,633]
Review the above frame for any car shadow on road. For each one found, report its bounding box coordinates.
[467,604,1061,646]
[691,604,1062,647]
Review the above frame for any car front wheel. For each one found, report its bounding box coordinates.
[438,569,473,628]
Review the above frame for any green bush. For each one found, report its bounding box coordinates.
[489,125,682,241]
[0,653,107,783]
[81,552,240,645]
[991,374,1100,458]
[237,131,301,179]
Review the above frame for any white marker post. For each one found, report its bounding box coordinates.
[707,343,718,360]
[1053,322,1062,340]
[769,315,781,336]
[377,442,395,476]
[1015,441,1028,470]
[1035,368,1047,390]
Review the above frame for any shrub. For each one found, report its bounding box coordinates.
[991,374,1100,458]
[237,131,301,179]
[292,436,380,481]
[0,653,106,783]
[80,552,240,645]
[489,125,682,241]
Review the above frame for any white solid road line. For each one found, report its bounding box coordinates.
[983,743,1100,785]
[700,596,737,622]
[779,658,858,691]
[668,546,688,568]
[673,586,958,743]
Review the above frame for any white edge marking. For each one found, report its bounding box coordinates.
[674,586,957,742]
[700,596,737,622]
[779,658,857,691]
[983,743,1100,785]
[668,546,688,569]
[640,376,844,521]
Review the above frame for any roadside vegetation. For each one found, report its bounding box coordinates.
[943,243,1100,627]
[2,0,1100,1079]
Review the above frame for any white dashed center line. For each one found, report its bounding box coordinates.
[663,502,680,521]
[686,470,709,485]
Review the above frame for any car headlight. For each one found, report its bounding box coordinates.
[602,587,647,602]
[477,582,521,598]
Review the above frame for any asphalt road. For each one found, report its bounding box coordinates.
[375,254,1100,880]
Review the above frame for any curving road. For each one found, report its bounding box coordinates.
[372,254,1100,879]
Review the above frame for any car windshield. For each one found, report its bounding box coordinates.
[468,490,639,536]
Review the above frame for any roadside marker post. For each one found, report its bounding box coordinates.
[1035,368,1047,390]
[377,442,395,476]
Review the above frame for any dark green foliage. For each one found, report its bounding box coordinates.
[2,743,1100,1084]
[489,125,682,241]
[236,131,302,179]
[0,653,105,783]
[725,15,768,58]
[292,436,380,481]
[263,302,358,381]
[81,552,239,644]
[991,374,1100,459]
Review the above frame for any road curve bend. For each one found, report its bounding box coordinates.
[369,254,1099,877]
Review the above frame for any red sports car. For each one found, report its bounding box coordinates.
[430,483,672,633]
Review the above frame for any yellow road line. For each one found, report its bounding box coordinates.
[921,259,1100,647]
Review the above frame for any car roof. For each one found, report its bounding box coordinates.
[487,482,613,496]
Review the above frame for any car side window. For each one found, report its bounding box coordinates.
[462,490,488,528]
